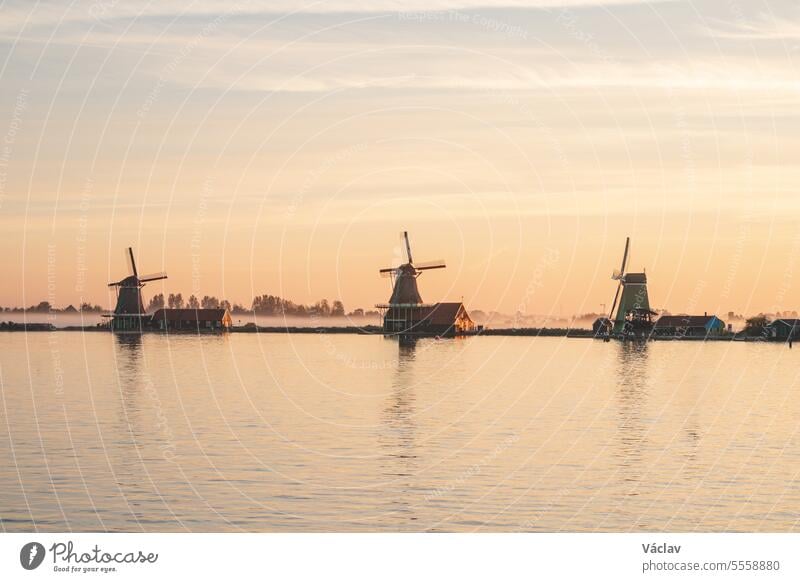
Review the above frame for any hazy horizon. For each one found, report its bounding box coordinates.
[3,1,800,317]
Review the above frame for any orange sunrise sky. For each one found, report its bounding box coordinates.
[1,0,799,316]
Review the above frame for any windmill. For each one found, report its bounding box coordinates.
[377,231,446,333]
[107,247,167,330]
[607,237,656,337]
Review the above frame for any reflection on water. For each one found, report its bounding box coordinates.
[611,340,650,522]
[109,332,167,530]
[383,337,418,453]
[113,332,143,378]
[615,341,650,462]
[379,337,418,464]
[376,338,420,527]
[2,333,800,532]
[113,333,144,414]
[114,332,144,350]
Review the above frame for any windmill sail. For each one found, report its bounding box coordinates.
[415,259,446,270]
[127,247,138,278]
[619,237,630,275]
[608,281,622,322]
[403,231,413,264]
[139,271,168,283]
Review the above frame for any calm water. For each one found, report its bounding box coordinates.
[1,332,800,532]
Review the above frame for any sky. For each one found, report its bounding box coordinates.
[1,0,799,316]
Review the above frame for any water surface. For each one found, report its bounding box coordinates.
[1,332,799,532]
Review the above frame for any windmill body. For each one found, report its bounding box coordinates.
[112,275,146,316]
[106,247,167,331]
[607,238,656,337]
[387,263,424,305]
[612,272,652,333]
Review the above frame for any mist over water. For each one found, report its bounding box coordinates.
[0,313,383,328]
[1,332,799,532]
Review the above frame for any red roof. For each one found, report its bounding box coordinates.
[386,302,470,326]
[424,302,468,325]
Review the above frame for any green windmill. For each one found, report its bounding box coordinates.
[607,237,657,337]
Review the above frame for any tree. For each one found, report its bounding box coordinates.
[187,294,200,309]
[201,295,220,309]
[251,294,273,314]
[220,299,231,311]
[312,299,330,317]
[744,315,769,337]
[331,300,345,317]
[168,293,184,309]
[147,293,165,312]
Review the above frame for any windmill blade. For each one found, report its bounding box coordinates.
[139,272,168,283]
[108,281,122,287]
[619,237,630,275]
[379,267,398,274]
[608,280,622,321]
[380,270,397,278]
[403,231,413,264]
[127,247,138,278]
[416,261,446,271]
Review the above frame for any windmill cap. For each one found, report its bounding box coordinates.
[624,272,647,284]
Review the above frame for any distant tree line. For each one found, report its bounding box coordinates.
[144,293,378,318]
[251,295,345,317]
[147,293,235,313]
[0,301,103,313]
[1,295,381,318]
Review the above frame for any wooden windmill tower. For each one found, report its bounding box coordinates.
[607,237,656,337]
[106,247,167,331]
[376,231,446,333]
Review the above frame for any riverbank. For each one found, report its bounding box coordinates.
[0,322,774,341]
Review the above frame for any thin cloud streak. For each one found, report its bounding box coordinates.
[702,14,800,41]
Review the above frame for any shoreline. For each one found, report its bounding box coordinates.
[0,323,774,342]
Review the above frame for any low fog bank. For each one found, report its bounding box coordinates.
[242,314,383,328]
[0,312,383,329]
[1,313,106,327]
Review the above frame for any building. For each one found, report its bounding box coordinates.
[150,308,232,332]
[592,317,611,336]
[422,302,476,336]
[766,319,800,341]
[653,314,725,338]
[383,302,475,336]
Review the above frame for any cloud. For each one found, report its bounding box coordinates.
[0,0,676,34]
[138,41,800,95]
[703,14,800,41]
